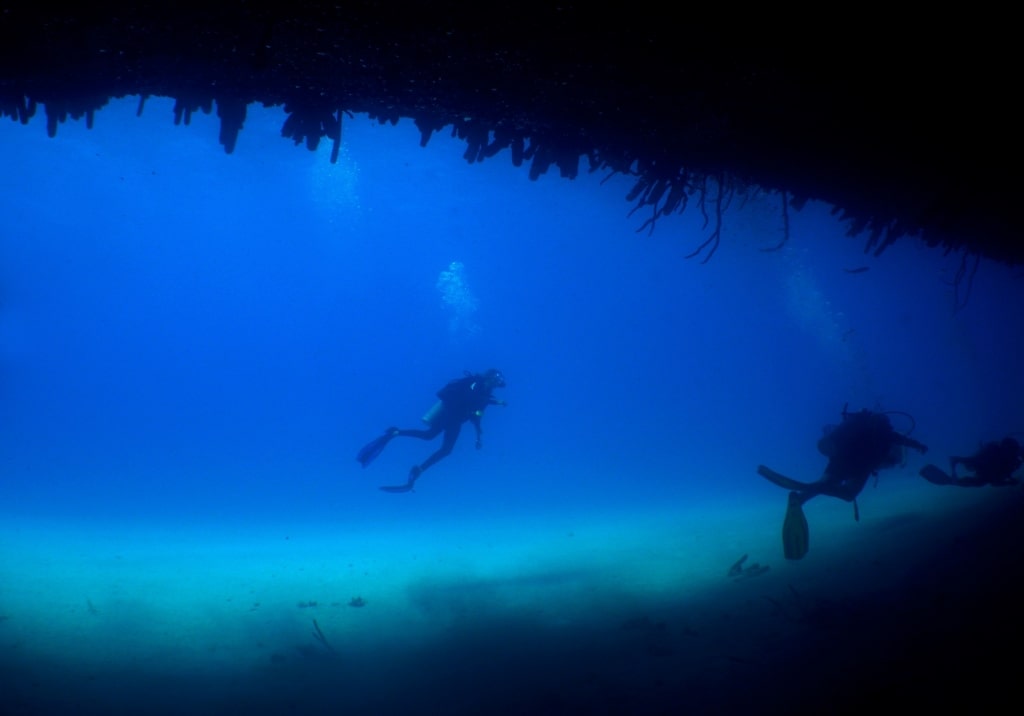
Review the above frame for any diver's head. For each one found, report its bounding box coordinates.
[482,368,506,389]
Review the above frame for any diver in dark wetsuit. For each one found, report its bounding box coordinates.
[758,406,928,560]
[793,408,928,506]
[356,368,507,492]
[920,437,1022,487]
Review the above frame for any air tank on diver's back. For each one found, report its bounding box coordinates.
[422,400,443,425]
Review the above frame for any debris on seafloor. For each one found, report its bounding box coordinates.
[728,553,771,580]
[311,618,338,656]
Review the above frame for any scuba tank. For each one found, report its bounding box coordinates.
[424,372,475,424]
[422,400,444,425]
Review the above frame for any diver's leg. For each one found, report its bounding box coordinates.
[950,456,963,480]
[951,455,982,481]
[920,464,957,485]
[831,474,869,502]
[801,464,867,503]
[416,424,461,475]
[378,424,450,492]
[387,426,461,492]
[396,424,444,440]
[757,465,814,491]
[788,486,822,507]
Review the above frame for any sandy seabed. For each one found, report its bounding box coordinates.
[2,479,1021,715]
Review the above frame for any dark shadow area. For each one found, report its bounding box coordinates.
[1,4,1020,267]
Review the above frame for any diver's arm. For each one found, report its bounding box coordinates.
[470,413,484,448]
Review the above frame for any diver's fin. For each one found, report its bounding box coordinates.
[379,465,421,493]
[919,464,956,485]
[758,465,814,491]
[782,492,810,560]
[356,428,397,468]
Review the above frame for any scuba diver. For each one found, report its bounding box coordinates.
[757,405,928,560]
[920,436,1022,487]
[355,368,507,492]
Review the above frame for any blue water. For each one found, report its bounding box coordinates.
[2,98,1022,714]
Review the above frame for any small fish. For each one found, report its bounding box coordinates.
[844,266,870,274]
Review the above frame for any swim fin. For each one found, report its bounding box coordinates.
[782,492,810,560]
[379,465,421,494]
[757,464,814,491]
[919,464,956,485]
[356,428,398,468]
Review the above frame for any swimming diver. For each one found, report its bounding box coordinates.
[757,405,928,560]
[356,368,507,492]
[920,436,1022,487]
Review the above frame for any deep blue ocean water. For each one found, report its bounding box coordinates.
[2,98,1022,714]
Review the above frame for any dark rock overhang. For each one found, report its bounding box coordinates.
[2,3,1020,266]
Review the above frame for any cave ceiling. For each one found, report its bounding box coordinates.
[1,4,1019,266]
